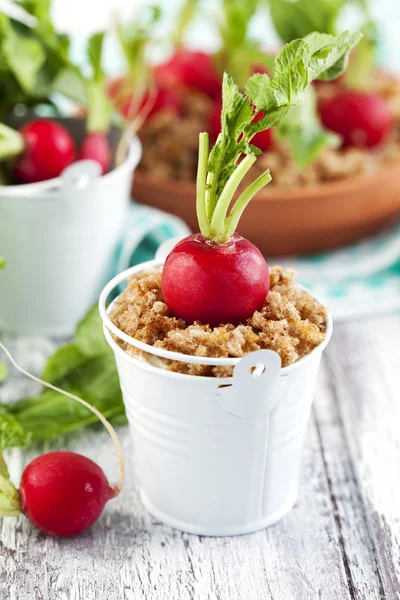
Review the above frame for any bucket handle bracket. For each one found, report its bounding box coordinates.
[218,349,282,419]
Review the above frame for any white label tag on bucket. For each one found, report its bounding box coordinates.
[61,160,102,197]
[218,349,282,419]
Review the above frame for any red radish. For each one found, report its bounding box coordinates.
[161,233,269,326]
[79,132,111,174]
[319,91,393,148]
[155,50,221,100]
[20,452,115,536]
[0,341,125,537]
[14,120,76,184]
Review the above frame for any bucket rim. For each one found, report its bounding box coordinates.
[99,259,333,377]
[0,135,142,198]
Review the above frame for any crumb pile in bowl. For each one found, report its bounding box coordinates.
[110,266,327,377]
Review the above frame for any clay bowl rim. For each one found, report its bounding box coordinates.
[134,158,400,203]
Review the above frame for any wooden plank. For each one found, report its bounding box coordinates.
[324,314,400,600]
[0,327,391,600]
[314,359,384,600]
[0,420,353,600]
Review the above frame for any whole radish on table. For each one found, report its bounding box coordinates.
[0,342,124,537]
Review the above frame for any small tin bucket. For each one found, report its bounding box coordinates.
[0,119,142,336]
[99,259,333,536]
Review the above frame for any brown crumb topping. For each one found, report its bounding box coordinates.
[110,266,327,377]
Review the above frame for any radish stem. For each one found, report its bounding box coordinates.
[196,133,210,238]
[226,169,271,238]
[210,153,257,240]
[0,341,125,497]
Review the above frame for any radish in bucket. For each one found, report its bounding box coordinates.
[161,31,362,327]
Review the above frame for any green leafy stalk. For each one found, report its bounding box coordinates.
[172,0,198,48]
[86,32,112,133]
[210,154,257,239]
[215,0,272,88]
[0,3,72,118]
[195,31,361,243]
[115,5,161,115]
[226,169,272,238]
[196,133,210,238]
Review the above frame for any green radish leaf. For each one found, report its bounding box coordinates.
[52,66,87,105]
[0,302,126,449]
[207,73,253,203]
[41,344,87,384]
[278,86,340,167]
[197,30,361,242]
[305,30,363,81]
[0,15,46,92]
[268,0,346,42]
[0,410,31,451]
[74,304,111,357]
[245,30,362,134]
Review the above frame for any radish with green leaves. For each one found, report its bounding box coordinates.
[79,32,112,174]
[161,32,361,326]
[0,342,125,537]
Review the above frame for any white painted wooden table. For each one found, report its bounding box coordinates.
[1,314,399,600]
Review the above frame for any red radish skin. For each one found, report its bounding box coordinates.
[14,120,76,184]
[20,451,114,537]
[320,91,393,148]
[79,132,111,174]
[161,233,270,327]
[155,50,221,100]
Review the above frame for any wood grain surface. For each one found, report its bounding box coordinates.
[0,314,399,600]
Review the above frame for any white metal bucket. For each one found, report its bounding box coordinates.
[99,259,333,536]
[0,136,141,336]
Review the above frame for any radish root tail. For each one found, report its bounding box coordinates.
[0,341,125,497]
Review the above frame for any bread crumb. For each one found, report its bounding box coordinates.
[110,266,327,377]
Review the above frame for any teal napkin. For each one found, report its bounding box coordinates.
[114,204,400,322]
